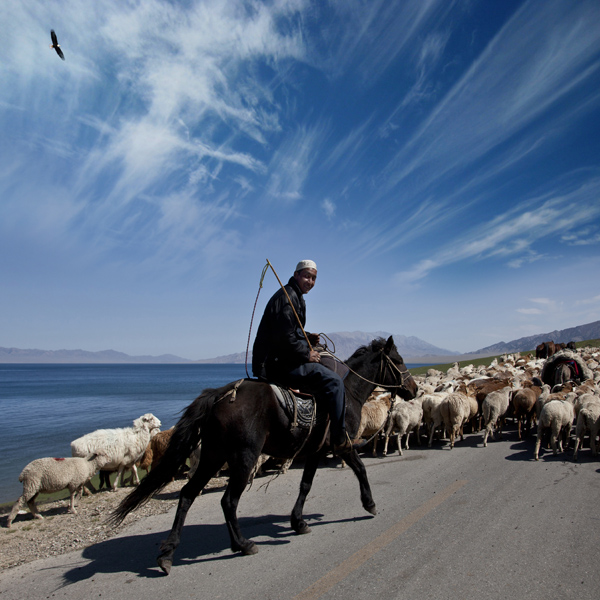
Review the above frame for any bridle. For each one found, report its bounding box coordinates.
[342,346,414,396]
[342,349,415,447]
[376,350,414,394]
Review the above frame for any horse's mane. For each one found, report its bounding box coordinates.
[346,336,405,366]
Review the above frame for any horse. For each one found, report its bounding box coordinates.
[110,336,418,575]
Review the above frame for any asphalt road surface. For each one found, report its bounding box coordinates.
[1,427,599,600]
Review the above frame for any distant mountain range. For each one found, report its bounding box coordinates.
[194,331,458,364]
[0,347,192,364]
[2,320,598,364]
[469,319,600,356]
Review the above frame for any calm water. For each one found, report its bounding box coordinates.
[0,362,426,504]
[0,364,247,504]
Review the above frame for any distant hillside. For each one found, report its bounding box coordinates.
[470,320,600,355]
[196,352,249,364]
[0,347,193,364]
[196,331,457,364]
[324,331,457,360]
[5,321,598,364]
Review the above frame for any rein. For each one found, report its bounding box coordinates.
[327,345,414,391]
[338,345,414,447]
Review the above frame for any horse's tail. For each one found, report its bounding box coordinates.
[108,381,239,526]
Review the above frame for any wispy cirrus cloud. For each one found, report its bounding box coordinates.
[562,227,600,245]
[317,0,455,82]
[1,0,312,271]
[393,178,600,286]
[381,0,600,196]
[321,198,336,219]
[575,295,600,306]
[266,123,325,202]
[516,308,543,315]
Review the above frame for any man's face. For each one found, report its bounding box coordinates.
[294,268,317,294]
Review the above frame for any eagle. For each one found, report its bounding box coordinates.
[50,30,65,60]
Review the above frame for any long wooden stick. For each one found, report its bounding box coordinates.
[266,259,313,351]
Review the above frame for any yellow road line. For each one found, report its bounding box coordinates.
[293,479,468,600]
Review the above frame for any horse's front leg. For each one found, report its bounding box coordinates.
[291,451,322,534]
[342,449,377,515]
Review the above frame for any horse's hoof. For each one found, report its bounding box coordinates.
[157,557,172,575]
[364,502,377,516]
[242,541,258,555]
[296,522,311,535]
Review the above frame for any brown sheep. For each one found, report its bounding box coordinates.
[354,388,393,456]
[467,377,512,430]
[511,385,539,439]
[138,428,175,473]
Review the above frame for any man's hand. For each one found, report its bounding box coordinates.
[308,350,321,363]
[308,333,320,346]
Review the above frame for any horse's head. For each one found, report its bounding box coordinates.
[346,336,418,400]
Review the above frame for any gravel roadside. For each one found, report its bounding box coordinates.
[0,476,227,572]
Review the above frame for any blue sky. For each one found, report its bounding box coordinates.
[2,0,600,359]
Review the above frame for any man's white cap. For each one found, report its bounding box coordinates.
[295,259,317,272]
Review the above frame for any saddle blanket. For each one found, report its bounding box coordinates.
[270,384,316,430]
[556,358,581,378]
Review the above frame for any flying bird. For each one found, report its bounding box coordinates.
[50,29,65,60]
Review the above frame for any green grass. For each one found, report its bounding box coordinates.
[408,354,508,377]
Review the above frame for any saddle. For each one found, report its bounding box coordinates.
[270,385,316,430]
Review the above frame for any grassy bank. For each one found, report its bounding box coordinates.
[408,338,600,377]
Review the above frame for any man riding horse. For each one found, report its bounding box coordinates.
[252,259,352,455]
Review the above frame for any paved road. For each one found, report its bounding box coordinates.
[1,427,599,600]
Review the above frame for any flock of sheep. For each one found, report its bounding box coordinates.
[6,345,600,529]
[355,347,600,466]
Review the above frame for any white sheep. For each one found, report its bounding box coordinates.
[382,397,423,456]
[573,392,600,420]
[534,400,575,460]
[466,393,479,433]
[482,386,512,447]
[535,384,552,418]
[423,393,447,447]
[440,392,471,449]
[6,453,109,528]
[71,413,161,491]
[573,401,600,460]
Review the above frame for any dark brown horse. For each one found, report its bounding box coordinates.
[110,336,418,574]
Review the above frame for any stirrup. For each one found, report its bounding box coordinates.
[332,432,353,456]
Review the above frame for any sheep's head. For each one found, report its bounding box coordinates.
[135,413,162,431]
[89,451,111,469]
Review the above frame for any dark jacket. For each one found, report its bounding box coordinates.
[252,277,310,380]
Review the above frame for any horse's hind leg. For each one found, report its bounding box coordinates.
[221,451,260,556]
[157,450,225,575]
[291,452,322,535]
